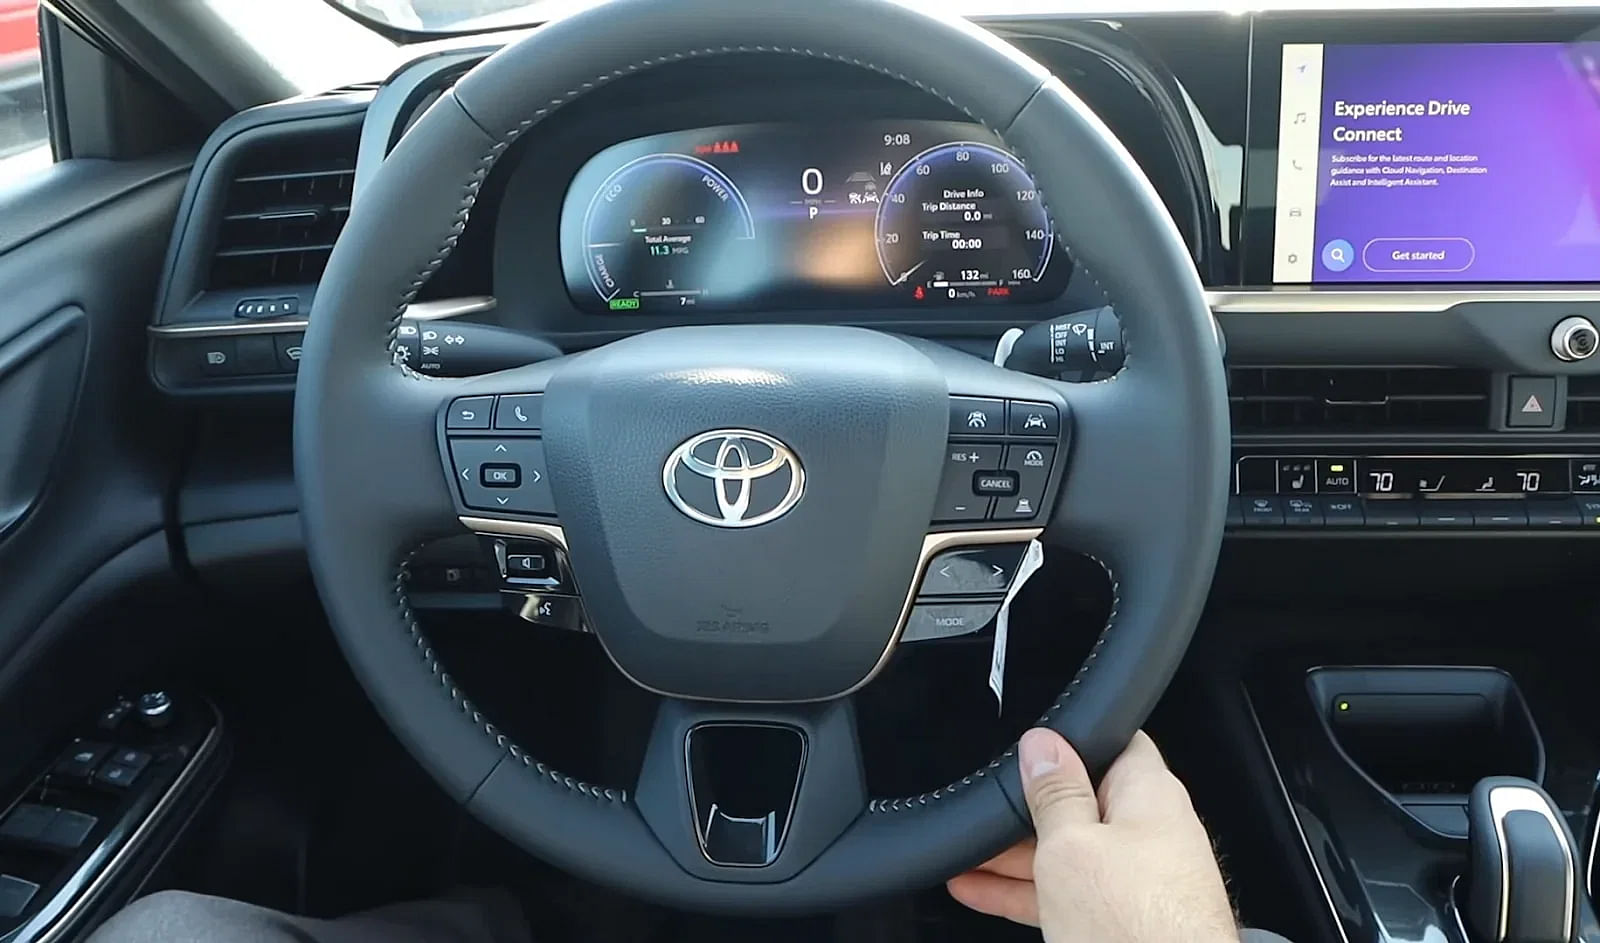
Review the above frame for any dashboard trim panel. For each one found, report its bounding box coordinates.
[1208,289,1600,314]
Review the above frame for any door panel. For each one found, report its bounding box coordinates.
[0,156,190,678]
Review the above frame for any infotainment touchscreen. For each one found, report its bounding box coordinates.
[1271,41,1600,284]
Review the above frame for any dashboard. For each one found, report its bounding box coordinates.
[558,120,1067,313]
[145,3,1600,538]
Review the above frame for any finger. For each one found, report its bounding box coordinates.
[946,872,1041,927]
[973,839,1036,881]
[1099,731,1191,823]
[1018,727,1100,833]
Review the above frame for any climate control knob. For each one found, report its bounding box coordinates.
[1551,316,1599,362]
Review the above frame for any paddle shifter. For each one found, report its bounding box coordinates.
[1463,777,1587,943]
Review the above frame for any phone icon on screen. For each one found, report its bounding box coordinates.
[1291,159,1305,172]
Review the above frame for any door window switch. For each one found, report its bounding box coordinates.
[40,810,97,850]
[0,804,55,844]
[52,741,110,780]
[94,763,142,790]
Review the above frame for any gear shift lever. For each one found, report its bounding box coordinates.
[1465,777,1582,943]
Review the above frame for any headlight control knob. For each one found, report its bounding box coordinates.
[1551,316,1599,362]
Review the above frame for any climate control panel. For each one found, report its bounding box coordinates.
[1230,454,1600,531]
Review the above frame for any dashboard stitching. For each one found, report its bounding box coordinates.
[393,550,626,803]
[867,554,1120,813]
[382,47,1126,811]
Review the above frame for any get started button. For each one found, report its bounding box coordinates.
[1361,237,1475,274]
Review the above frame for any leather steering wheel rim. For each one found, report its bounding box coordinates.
[294,0,1228,916]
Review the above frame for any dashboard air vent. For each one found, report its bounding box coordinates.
[1566,375,1600,429]
[1229,367,1490,433]
[207,127,359,290]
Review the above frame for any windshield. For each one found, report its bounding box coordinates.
[329,0,562,31]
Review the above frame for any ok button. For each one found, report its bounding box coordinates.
[1361,237,1475,274]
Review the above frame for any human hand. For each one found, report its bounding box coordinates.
[947,728,1239,943]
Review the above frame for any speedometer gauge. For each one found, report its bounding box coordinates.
[581,153,756,310]
[874,142,1054,301]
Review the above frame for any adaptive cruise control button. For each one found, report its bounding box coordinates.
[949,397,1005,435]
[921,545,1027,597]
[449,438,554,515]
[934,443,1002,522]
[902,601,1001,642]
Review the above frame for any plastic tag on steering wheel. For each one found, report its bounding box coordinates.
[990,540,1044,714]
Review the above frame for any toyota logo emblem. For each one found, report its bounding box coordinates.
[663,430,805,528]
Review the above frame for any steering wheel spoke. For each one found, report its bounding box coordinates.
[634,697,868,881]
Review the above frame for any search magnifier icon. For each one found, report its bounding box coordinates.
[1321,238,1355,273]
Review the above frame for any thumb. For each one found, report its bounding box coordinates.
[1019,728,1101,834]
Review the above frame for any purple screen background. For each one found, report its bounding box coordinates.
[1309,42,1600,283]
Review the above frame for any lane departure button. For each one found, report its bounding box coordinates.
[1008,401,1059,437]
[994,445,1055,520]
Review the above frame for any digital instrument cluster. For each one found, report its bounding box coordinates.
[558,120,1070,313]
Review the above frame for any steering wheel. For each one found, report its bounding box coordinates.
[294,0,1227,916]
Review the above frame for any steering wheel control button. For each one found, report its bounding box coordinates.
[1283,496,1322,526]
[935,443,1003,522]
[1321,497,1365,527]
[973,471,1019,496]
[516,593,584,632]
[446,396,495,430]
[902,601,1002,642]
[920,545,1027,597]
[1506,376,1557,428]
[1242,496,1285,527]
[480,463,520,488]
[1007,401,1059,437]
[494,394,543,431]
[993,445,1055,520]
[449,438,554,515]
[51,741,110,780]
[949,397,1005,435]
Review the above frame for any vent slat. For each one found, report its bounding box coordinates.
[1229,367,1489,433]
[207,129,359,290]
